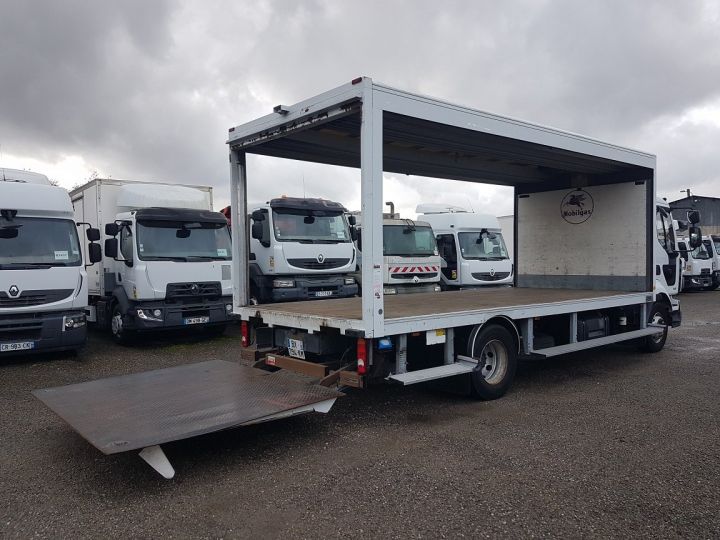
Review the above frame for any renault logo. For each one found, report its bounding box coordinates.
[317,254,325,264]
[8,285,20,297]
[490,268,496,277]
[190,284,200,294]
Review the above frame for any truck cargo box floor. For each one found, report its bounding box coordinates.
[33,360,341,478]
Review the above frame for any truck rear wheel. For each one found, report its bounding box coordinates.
[110,304,135,345]
[640,303,669,353]
[467,324,517,400]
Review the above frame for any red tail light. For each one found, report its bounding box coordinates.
[357,338,367,375]
[241,321,249,347]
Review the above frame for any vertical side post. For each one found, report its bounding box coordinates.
[521,318,534,354]
[395,334,407,374]
[230,149,249,308]
[360,81,384,338]
[444,327,454,364]
[569,312,578,343]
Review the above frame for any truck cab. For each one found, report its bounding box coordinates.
[248,197,358,303]
[677,238,714,291]
[417,204,513,289]
[701,235,720,290]
[353,204,442,295]
[1,169,100,354]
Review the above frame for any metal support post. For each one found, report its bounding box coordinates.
[395,334,408,374]
[640,303,648,328]
[229,150,249,308]
[522,318,534,354]
[444,328,454,364]
[569,313,578,343]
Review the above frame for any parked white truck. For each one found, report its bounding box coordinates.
[677,236,714,291]
[1,169,101,354]
[34,78,702,478]
[70,179,233,343]
[417,204,513,288]
[246,197,358,303]
[701,236,720,290]
[352,203,441,295]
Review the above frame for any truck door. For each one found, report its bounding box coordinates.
[656,208,679,290]
[436,234,458,283]
[119,223,137,296]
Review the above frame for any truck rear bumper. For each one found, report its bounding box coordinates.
[0,311,87,354]
[123,296,234,331]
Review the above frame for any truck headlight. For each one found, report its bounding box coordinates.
[272,279,295,288]
[226,303,233,312]
[383,287,397,295]
[136,309,163,322]
[433,285,442,292]
[63,314,86,330]
[344,277,355,285]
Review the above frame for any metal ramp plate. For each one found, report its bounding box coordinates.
[388,361,476,385]
[33,360,341,455]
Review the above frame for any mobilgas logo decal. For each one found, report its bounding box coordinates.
[560,189,594,224]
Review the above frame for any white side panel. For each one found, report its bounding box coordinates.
[497,215,515,262]
[517,183,646,287]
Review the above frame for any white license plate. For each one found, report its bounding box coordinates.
[184,316,210,325]
[287,338,305,359]
[1,341,35,352]
[314,290,333,297]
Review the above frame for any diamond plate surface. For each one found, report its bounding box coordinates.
[33,360,341,454]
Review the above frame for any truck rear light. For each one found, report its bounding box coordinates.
[351,77,363,85]
[241,321,249,347]
[357,338,367,375]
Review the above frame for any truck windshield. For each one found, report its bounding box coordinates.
[458,231,509,260]
[383,225,437,256]
[136,220,232,261]
[695,241,712,260]
[272,210,351,243]
[0,218,81,268]
[713,237,720,256]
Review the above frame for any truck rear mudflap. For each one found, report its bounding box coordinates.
[33,360,341,479]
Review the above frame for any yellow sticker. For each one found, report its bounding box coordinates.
[436,329,445,337]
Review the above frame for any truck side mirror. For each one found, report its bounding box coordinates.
[251,222,264,240]
[86,227,100,242]
[251,210,265,222]
[688,226,702,249]
[88,242,102,264]
[687,210,700,225]
[350,228,358,241]
[104,238,118,258]
[347,215,356,226]
[105,223,119,236]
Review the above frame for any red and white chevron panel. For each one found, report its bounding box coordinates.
[389,266,439,273]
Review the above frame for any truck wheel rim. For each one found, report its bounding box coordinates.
[478,339,508,384]
[650,312,666,344]
[111,313,122,336]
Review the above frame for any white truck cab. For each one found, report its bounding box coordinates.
[1,169,101,354]
[417,204,513,289]
[701,235,720,290]
[353,203,442,295]
[677,237,714,291]
[71,179,234,343]
[248,197,358,303]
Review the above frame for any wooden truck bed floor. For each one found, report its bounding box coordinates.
[243,288,647,336]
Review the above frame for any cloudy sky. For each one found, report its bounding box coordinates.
[1,0,719,217]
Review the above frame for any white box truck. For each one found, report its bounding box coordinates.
[34,78,700,478]
[417,204,513,288]
[1,169,101,354]
[70,179,234,343]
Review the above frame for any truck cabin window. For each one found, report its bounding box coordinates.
[136,220,232,261]
[714,237,720,256]
[120,225,134,262]
[383,225,437,257]
[272,210,351,243]
[458,231,509,260]
[0,217,81,267]
[692,242,711,260]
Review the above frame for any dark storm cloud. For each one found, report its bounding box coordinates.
[1,0,719,211]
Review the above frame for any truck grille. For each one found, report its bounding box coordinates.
[0,289,74,308]
[471,272,511,281]
[0,314,44,341]
[390,272,438,280]
[701,268,711,275]
[166,282,221,300]
[287,258,350,270]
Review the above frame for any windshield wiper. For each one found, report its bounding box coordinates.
[0,263,53,269]
[142,256,189,262]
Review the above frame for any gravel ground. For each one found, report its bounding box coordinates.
[2,293,719,539]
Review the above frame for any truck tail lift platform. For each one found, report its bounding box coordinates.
[34,77,691,478]
[33,360,340,478]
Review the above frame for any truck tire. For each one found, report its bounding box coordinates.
[467,324,517,400]
[110,304,135,345]
[640,303,670,353]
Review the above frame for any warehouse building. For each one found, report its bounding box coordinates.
[670,195,720,235]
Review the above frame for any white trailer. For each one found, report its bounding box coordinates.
[417,204,513,288]
[33,78,701,478]
[1,169,101,354]
[70,178,234,342]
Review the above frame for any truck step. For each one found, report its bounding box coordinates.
[529,326,664,358]
[388,360,476,385]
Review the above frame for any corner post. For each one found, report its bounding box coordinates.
[360,80,384,338]
[230,149,249,308]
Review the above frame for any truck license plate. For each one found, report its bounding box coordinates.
[1,341,35,352]
[184,316,210,325]
[314,290,333,297]
[287,338,305,359]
